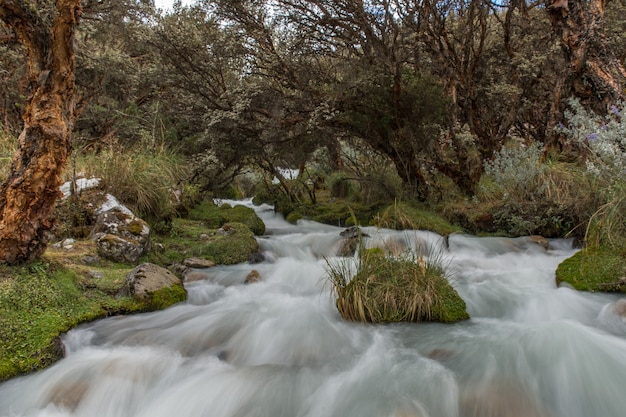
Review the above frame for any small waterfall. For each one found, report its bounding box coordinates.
[1,200,625,417]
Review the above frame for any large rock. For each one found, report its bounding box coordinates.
[126,263,186,309]
[92,210,151,264]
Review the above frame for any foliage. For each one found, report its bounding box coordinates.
[556,246,626,293]
[327,249,469,323]
[482,141,547,202]
[327,171,358,200]
[559,99,626,249]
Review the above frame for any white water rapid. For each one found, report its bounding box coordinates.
[2,199,626,417]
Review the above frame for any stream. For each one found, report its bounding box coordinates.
[1,199,626,417]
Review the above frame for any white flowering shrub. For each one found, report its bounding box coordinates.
[482,141,546,202]
[559,99,626,248]
[559,99,626,194]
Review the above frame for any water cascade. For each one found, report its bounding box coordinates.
[2,199,625,417]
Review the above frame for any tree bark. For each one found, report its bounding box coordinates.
[0,0,81,264]
[546,0,626,108]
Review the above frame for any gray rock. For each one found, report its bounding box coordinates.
[183,257,216,268]
[92,210,150,264]
[184,270,211,283]
[95,234,146,264]
[247,252,265,264]
[126,263,183,301]
[81,255,99,265]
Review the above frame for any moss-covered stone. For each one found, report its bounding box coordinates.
[188,200,265,235]
[330,253,469,323]
[285,211,303,224]
[148,220,259,266]
[149,283,186,310]
[556,246,626,292]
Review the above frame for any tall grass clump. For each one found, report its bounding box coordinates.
[73,145,189,221]
[373,200,461,236]
[326,248,468,323]
[559,99,626,249]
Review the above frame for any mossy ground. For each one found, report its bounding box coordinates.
[555,246,626,292]
[147,220,259,266]
[0,242,152,382]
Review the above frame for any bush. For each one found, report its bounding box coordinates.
[482,141,547,202]
[326,248,469,323]
[559,100,626,249]
[327,171,358,199]
[475,139,599,238]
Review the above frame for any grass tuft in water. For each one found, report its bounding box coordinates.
[326,245,469,323]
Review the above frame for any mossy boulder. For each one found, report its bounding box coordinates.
[92,210,151,264]
[126,263,187,309]
[188,200,265,236]
[556,246,626,292]
[149,220,260,266]
[329,252,469,323]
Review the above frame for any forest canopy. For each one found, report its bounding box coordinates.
[0,0,625,262]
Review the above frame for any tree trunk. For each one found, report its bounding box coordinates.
[0,0,81,264]
[546,0,626,108]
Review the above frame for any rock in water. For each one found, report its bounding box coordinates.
[126,263,186,309]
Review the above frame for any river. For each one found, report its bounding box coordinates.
[1,199,626,417]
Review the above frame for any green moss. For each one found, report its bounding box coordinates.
[187,200,265,235]
[0,261,149,382]
[147,220,259,266]
[285,201,378,227]
[556,246,626,292]
[126,220,145,235]
[149,283,186,310]
[286,211,303,224]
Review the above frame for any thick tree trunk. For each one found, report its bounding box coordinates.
[0,0,81,264]
[546,0,626,108]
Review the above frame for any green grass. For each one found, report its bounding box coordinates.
[373,201,462,236]
[72,146,189,222]
[556,246,626,292]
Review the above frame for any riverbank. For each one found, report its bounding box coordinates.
[1,198,624,382]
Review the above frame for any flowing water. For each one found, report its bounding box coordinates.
[2,199,626,417]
